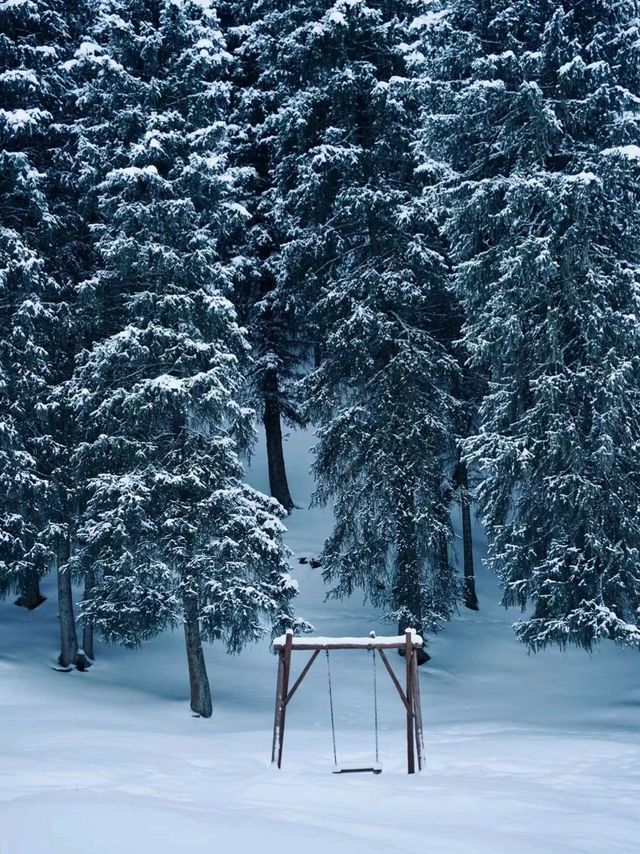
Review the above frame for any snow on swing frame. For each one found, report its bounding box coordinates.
[271,628,426,775]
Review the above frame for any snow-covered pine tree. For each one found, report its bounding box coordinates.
[420,0,640,650]
[0,0,87,623]
[0,223,54,613]
[69,0,305,714]
[45,0,108,668]
[256,0,462,648]
[221,1,311,513]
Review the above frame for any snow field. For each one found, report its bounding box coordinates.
[1,429,639,853]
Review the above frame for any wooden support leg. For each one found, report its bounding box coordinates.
[276,630,293,769]
[405,628,416,774]
[411,648,426,772]
[271,649,285,765]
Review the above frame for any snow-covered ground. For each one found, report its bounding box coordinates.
[1,430,639,853]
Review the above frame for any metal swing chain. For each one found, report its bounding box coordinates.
[372,649,380,765]
[325,649,338,766]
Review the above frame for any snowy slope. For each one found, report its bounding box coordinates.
[1,428,639,853]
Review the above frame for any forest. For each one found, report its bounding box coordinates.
[2,0,640,730]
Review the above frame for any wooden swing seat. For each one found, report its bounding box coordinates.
[333,764,382,775]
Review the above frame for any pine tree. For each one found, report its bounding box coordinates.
[0,227,54,612]
[249,0,463,647]
[222,1,312,512]
[0,0,85,620]
[421,0,640,650]
[69,0,306,714]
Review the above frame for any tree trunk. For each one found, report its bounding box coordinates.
[57,537,80,669]
[263,368,294,512]
[81,568,95,662]
[456,461,479,610]
[15,565,46,610]
[183,591,212,718]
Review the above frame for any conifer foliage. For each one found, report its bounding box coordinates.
[421,0,640,650]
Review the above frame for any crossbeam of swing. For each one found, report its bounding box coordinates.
[272,632,424,651]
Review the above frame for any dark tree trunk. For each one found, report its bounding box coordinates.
[183,591,212,718]
[455,460,479,611]
[15,565,46,610]
[438,529,450,575]
[263,368,294,513]
[461,490,479,610]
[81,568,95,662]
[57,538,80,669]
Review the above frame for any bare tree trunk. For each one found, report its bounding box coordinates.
[183,591,212,718]
[461,490,479,610]
[15,565,46,610]
[57,537,80,669]
[263,368,294,513]
[81,568,95,662]
[456,461,479,610]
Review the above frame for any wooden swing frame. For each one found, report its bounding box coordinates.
[271,628,426,774]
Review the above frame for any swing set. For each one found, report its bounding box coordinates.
[271,628,426,775]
